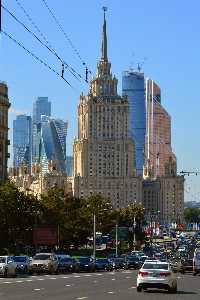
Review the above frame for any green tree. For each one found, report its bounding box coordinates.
[184,207,200,223]
[0,182,35,254]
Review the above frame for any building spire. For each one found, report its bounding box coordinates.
[101,7,107,60]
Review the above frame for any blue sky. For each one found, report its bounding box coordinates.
[0,0,200,203]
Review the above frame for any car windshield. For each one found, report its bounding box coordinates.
[59,258,73,263]
[128,257,139,261]
[96,259,108,263]
[11,256,26,262]
[34,255,51,260]
[0,257,6,263]
[78,258,90,262]
[112,258,124,262]
[143,263,169,270]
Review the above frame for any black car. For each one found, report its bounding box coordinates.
[78,257,95,273]
[58,257,80,273]
[127,256,140,269]
[179,258,193,274]
[95,258,113,271]
[110,258,128,270]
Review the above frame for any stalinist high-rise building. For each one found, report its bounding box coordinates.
[72,8,143,208]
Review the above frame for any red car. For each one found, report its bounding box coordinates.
[107,241,116,248]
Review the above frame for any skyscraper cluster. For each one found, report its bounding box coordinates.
[13,97,68,173]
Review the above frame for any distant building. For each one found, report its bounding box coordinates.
[145,78,176,178]
[32,97,51,163]
[40,115,68,173]
[66,156,73,176]
[122,70,146,176]
[13,115,32,167]
[0,81,11,182]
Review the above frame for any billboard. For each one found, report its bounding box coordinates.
[110,227,127,239]
[32,225,58,246]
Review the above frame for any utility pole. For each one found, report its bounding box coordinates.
[116,212,118,256]
[133,216,136,251]
[93,213,96,260]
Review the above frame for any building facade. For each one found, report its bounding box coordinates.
[122,71,146,176]
[39,116,68,173]
[72,8,143,208]
[145,78,176,178]
[13,115,32,167]
[0,81,11,182]
[32,97,51,163]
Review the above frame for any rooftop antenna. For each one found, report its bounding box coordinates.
[129,53,134,72]
[138,57,146,72]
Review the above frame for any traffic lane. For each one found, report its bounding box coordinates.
[0,270,199,299]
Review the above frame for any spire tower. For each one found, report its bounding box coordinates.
[101,7,107,61]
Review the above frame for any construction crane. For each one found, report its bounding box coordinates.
[129,53,134,72]
[137,57,146,72]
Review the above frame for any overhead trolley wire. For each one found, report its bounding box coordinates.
[1,29,80,95]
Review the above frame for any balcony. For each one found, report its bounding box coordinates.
[5,153,10,158]
[5,139,10,145]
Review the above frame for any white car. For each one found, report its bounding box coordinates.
[137,261,177,293]
[10,256,30,273]
[0,256,18,278]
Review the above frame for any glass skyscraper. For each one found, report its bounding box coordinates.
[122,71,146,176]
[32,97,51,162]
[40,115,68,173]
[13,115,32,166]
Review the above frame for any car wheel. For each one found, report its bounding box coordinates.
[137,286,142,292]
[29,271,33,275]
[48,267,52,275]
[87,269,90,273]
[92,268,95,273]
[193,272,197,276]
[3,268,7,278]
[12,268,17,278]
[55,266,59,275]
[143,287,147,291]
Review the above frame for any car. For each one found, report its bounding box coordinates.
[193,248,200,276]
[10,256,30,273]
[110,257,128,270]
[58,257,80,273]
[56,254,70,261]
[28,253,59,275]
[0,256,18,278]
[179,258,193,274]
[127,256,140,269]
[78,257,95,272]
[136,261,177,293]
[95,258,113,271]
[138,256,148,269]
[106,241,116,248]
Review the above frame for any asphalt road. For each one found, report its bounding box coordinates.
[0,269,199,300]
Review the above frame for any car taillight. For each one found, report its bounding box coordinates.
[139,271,148,276]
[160,272,171,277]
[193,261,195,266]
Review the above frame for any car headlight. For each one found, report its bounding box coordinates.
[44,263,51,267]
[0,266,5,269]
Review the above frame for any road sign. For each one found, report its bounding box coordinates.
[133,241,137,246]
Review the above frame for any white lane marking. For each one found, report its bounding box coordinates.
[108,292,114,294]
[16,281,23,282]
[34,289,41,290]
[62,276,69,278]
[126,276,130,278]
[38,279,45,280]
[66,284,71,286]
[111,278,115,280]
[50,278,56,280]
[26,279,33,281]
[4,282,11,284]
[93,280,98,282]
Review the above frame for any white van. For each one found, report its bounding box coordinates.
[193,248,200,276]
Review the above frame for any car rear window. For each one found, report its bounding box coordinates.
[143,263,168,270]
[195,253,200,260]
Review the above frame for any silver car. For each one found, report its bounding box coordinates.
[28,253,59,275]
[0,256,18,278]
[137,261,177,293]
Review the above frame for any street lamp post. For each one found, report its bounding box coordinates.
[26,188,38,255]
[133,216,136,251]
[116,212,118,256]
[93,213,96,260]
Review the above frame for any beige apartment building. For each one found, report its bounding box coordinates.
[0,81,11,182]
[71,9,143,209]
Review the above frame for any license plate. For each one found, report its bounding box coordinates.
[60,267,65,269]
